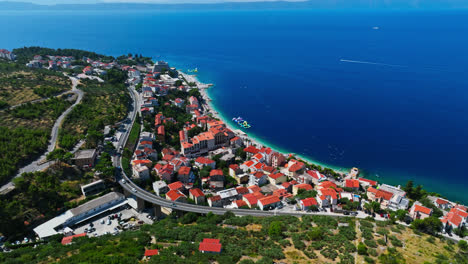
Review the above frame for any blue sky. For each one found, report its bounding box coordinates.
[4,0,306,3]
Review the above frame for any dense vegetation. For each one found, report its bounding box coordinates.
[59,69,129,150]
[0,168,86,240]
[0,60,70,107]
[1,212,466,264]
[0,127,48,185]
[12,46,115,64]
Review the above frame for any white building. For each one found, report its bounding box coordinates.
[33,192,126,239]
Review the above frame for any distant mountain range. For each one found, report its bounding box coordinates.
[1,0,467,10]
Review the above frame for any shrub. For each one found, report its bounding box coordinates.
[364,239,378,248]
[364,256,376,263]
[368,248,378,257]
[377,238,387,246]
[358,242,368,255]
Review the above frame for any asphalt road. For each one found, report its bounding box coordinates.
[113,81,365,218]
[0,76,84,193]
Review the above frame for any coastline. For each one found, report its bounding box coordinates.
[180,71,468,204]
[181,71,350,176]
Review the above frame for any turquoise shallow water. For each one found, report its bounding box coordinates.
[1,9,467,203]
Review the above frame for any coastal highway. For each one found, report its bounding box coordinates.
[112,80,361,218]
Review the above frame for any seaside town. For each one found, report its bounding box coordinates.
[0,47,467,263]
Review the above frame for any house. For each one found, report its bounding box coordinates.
[268,172,287,185]
[252,153,265,163]
[281,181,293,193]
[153,163,174,182]
[248,185,262,193]
[157,126,165,142]
[273,188,292,200]
[189,188,205,204]
[257,195,282,210]
[366,187,394,209]
[317,188,339,208]
[249,171,268,186]
[178,166,194,184]
[434,198,451,210]
[207,195,223,207]
[441,207,467,228]
[287,160,305,177]
[271,152,286,167]
[81,180,105,197]
[165,190,186,202]
[208,169,224,182]
[230,136,243,147]
[199,238,222,254]
[242,193,261,208]
[358,177,378,188]
[73,149,97,168]
[83,66,92,75]
[152,181,168,195]
[144,249,159,258]
[236,186,249,196]
[168,181,184,192]
[292,183,313,196]
[133,164,150,180]
[345,179,360,191]
[243,146,260,159]
[306,170,327,185]
[318,181,337,190]
[233,200,248,208]
[300,197,318,211]
[174,98,184,107]
[409,203,432,220]
[195,157,216,169]
[229,164,244,179]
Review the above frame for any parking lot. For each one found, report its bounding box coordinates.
[73,207,154,237]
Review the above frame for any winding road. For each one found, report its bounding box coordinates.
[0,76,84,193]
[112,80,368,218]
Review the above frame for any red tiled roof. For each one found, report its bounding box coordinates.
[263,166,276,173]
[253,171,265,179]
[166,190,185,201]
[367,187,378,194]
[358,177,378,186]
[243,193,258,205]
[301,197,318,207]
[236,186,249,195]
[168,181,183,190]
[319,181,337,189]
[414,204,432,215]
[234,200,247,208]
[144,249,159,257]
[209,195,221,202]
[248,185,261,193]
[244,146,260,154]
[345,179,360,189]
[195,157,215,165]
[258,195,280,206]
[375,189,394,201]
[189,188,205,197]
[210,169,223,177]
[199,238,222,253]
[243,160,256,167]
[253,153,264,160]
[254,162,265,170]
[178,166,191,175]
[294,183,313,191]
[269,172,285,180]
[436,198,449,205]
[61,233,86,245]
[451,208,468,218]
[229,164,239,170]
[288,162,305,172]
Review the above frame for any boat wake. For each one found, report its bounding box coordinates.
[340,59,406,68]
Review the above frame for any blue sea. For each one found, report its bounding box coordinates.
[1,9,467,203]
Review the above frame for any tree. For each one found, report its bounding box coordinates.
[411,216,443,236]
[268,221,284,239]
[357,242,368,255]
[403,180,414,198]
[458,240,468,251]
